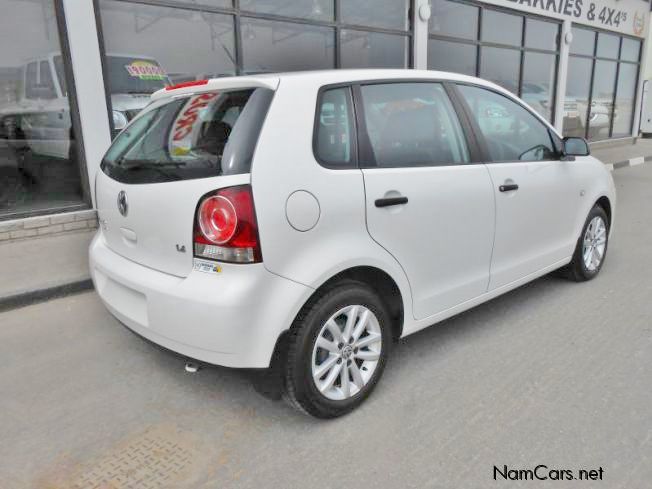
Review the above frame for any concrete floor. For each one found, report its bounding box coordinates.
[1,164,651,489]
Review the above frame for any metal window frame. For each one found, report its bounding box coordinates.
[427,0,561,124]
[95,0,413,70]
[570,24,642,141]
[94,0,413,137]
[0,0,92,222]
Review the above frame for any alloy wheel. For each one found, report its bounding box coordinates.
[311,305,382,401]
[582,216,607,271]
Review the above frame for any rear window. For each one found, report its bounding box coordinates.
[101,88,274,184]
[314,87,355,168]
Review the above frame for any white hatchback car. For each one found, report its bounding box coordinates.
[91,70,615,418]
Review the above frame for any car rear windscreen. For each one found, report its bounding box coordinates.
[101,87,274,184]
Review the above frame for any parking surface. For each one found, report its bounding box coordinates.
[1,164,651,489]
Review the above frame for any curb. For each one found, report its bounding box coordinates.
[0,279,94,313]
[605,155,652,172]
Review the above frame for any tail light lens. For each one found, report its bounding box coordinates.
[194,185,262,264]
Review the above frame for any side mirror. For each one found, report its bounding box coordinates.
[562,137,590,160]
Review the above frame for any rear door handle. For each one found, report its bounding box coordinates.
[375,196,408,208]
[499,184,519,192]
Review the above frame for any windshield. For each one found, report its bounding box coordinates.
[106,56,169,94]
[101,87,274,184]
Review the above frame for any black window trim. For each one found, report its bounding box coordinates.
[449,81,563,164]
[312,82,359,170]
[349,78,485,170]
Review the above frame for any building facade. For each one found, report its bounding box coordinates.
[0,0,649,232]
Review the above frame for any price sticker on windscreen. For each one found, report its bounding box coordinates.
[124,60,167,81]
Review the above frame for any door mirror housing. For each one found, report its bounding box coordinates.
[562,137,590,160]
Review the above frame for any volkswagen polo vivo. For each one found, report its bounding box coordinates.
[90,70,615,418]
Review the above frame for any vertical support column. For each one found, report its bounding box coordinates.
[412,0,429,69]
[62,0,112,207]
[632,17,650,138]
[553,19,572,133]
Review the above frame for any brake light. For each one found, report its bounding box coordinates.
[194,185,262,264]
[165,79,209,91]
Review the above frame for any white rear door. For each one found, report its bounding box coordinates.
[357,82,495,320]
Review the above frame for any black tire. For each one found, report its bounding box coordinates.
[564,205,609,282]
[283,280,392,418]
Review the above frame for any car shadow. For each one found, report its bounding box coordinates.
[119,272,575,423]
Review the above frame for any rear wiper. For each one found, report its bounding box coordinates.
[121,162,185,180]
[124,161,187,169]
[119,90,156,95]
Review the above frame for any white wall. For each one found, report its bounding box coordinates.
[62,0,112,206]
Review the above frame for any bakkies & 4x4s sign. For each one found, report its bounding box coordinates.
[484,0,648,37]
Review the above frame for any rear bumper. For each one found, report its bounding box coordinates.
[89,232,310,368]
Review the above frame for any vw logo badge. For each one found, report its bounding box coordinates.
[117,190,128,217]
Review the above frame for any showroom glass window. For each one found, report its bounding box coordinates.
[0,0,85,220]
[428,0,560,123]
[563,27,641,140]
[98,0,410,136]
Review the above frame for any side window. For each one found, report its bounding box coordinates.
[25,62,38,99]
[39,61,57,99]
[315,87,354,167]
[54,56,68,96]
[359,82,469,167]
[457,84,557,162]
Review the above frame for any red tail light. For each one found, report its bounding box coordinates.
[194,185,262,264]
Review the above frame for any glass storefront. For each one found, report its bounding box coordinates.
[98,0,410,134]
[0,0,85,220]
[1,0,646,225]
[428,0,561,122]
[563,27,641,141]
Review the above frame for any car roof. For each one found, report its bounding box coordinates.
[151,69,506,101]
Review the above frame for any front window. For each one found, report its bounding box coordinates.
[457,84,557,162]
[101,88,273,184]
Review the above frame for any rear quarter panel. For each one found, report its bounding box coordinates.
[250,77,414,324]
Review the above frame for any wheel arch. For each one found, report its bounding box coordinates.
[269,264,406,369]
[595,195,612,228]
[308,266,405,342]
